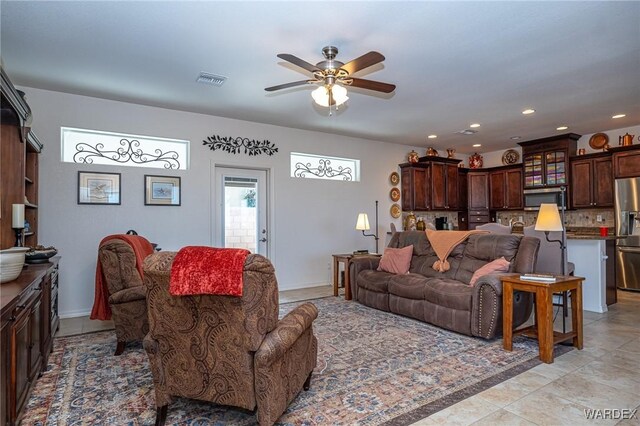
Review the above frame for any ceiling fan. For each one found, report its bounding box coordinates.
[265,46,396,108]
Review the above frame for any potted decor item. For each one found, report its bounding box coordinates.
[405,212,417,231]
[426,147,438,156]
[407,150,419,163]
[243,189,256,207]
[468,152,483,169]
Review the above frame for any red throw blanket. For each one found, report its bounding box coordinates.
[90,234,155,320]
[170,246,250,296]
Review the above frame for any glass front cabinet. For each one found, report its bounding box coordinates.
[519,134,578,189]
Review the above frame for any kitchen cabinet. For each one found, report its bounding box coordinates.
[400,157,461,211]
[467,171,489,210]
[609,145,640,178]
[571,153,613,208]
[489,166,523,210]
[1,259,60,426]
[519,133,579,189]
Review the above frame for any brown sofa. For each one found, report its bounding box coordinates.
[349,231,540,339]
[142,251,318,426]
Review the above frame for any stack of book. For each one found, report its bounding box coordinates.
[519,273,557,282]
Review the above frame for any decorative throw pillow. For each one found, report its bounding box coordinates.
[377,245,414,275]
[469,256,511,286]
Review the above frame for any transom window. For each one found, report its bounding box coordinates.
[290,152,360,182]
[61,127,189,170]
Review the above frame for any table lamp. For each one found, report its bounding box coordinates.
[12,204,25,247]
[355,201,379,253]
[535,202,566,275]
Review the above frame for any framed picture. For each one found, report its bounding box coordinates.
[145,175,181,206]
[78,171,121,205]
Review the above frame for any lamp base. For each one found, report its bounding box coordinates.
[13,228,24,247]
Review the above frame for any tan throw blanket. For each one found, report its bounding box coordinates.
[425,229,487,272]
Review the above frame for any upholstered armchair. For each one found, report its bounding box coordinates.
[97,238,151,355]
[142,251,318,426]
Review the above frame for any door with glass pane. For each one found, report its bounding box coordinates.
[214,167,268,256]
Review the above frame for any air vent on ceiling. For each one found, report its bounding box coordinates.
[455,129,478,135]
[196,72,227,87]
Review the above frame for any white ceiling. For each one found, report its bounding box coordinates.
[1,1,639,154]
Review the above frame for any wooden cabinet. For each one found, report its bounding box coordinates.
[400,157,461,211]
[467,171,489,210]
[519,133,578,189]
[401,164,430,211]
[1,259,60,426]
[1,66,42,249]
[489,166,523,210]
[610,145,640,178]
[571,153,613,208]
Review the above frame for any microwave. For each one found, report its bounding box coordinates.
[523,187,566,211]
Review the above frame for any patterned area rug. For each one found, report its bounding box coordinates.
[22,297,569,425]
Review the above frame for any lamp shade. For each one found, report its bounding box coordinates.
[355,213,370,231]
[535,203,563,232]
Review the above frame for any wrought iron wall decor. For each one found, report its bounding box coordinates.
[73,138,181,169]
[294,158,353,181]
[202,135,278,156]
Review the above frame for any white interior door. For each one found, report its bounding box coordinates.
[214,167,269,256]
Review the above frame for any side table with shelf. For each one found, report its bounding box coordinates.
[502,274,584,364]
[332,253,381,300]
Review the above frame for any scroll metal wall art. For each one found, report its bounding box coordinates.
[294,158,353,181]
[202,134,278,156]
[73,138,181,169]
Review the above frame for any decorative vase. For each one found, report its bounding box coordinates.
[416,217,426,231]
[446,148,456,158]
[426,147,438,157]
[405,212,417,231]
[468,153,483,169]
[407,150,419,163]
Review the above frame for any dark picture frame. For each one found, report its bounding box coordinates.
[144,175,181,206]
[78,171,121,205]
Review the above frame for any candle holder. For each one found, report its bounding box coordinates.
[13,228,24,247]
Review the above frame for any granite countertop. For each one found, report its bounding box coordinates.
[566,234,622,240]
[566,227,620,240]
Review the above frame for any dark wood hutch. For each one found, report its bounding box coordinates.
[1,66,60,426]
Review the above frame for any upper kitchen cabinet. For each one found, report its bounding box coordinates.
[401,163,430,211]
[400,157,461,212]
[489,165,523,210]
[571,153,613,209]
[518,133,579,189]
[609,145,640,179]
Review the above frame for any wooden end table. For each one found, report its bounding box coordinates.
[332,253,381,300]
[502,274,584,364]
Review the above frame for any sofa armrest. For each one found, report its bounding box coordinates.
[349,255,382,300]
[108,285,146,305]
[255,302,318,368]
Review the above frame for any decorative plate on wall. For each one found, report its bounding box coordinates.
[589,133,609,150]
[390,203,401,218]
[389,171,400,185]
[501,149,520,165]
[390,187,400,202]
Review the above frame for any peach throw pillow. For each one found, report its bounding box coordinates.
[469,257,511,286]
[377,245,413,274]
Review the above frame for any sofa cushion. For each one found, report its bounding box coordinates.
[388,231,434,256]
[388,273,429,299]
[469,257,511,286]
[409,241,467,279]
[424,278,473,311]
[455,234,520,284]
[378,245,413,274]
[357,270,394,293]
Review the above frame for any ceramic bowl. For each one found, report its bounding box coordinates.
[0,247,29,283]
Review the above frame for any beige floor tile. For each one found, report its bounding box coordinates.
[528,363,568,380]
[543,373,640,412]
[548,348,601,373]
[280,285,333,303]
[409,418,437,426]
[471,409,536,425]
[83,318,114,333]
[618,337,640,354]
[572,360,640,396]
[427,395,501,425]
[504,387,617,426]
[477,371,553,407]
[57,317,84,336]
[608,349,640,372]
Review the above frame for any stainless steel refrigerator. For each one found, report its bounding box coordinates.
[615,177,640,291]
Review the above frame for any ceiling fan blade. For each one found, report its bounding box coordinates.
[265,80,315,92]
[347,78,396,93]
[340,51,385,75]
[277,54,321,73]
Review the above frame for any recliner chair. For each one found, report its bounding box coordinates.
[142,251,318,426]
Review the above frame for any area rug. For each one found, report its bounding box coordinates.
[22,297,570,425]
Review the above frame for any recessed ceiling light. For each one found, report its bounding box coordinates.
[556,126,568,131]
[427,134,437,139]
[472,144,482,148]
[510,136,522,140]
[612,114,626,119]
[522,109,536,115]
[469,123,481,128]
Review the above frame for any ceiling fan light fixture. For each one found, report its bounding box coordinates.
[311,85,348,107]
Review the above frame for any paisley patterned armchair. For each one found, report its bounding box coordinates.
[142,252,318,426]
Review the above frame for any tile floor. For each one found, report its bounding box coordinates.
[59,288,640,425]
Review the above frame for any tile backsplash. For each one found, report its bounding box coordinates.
[496,208,614,228]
